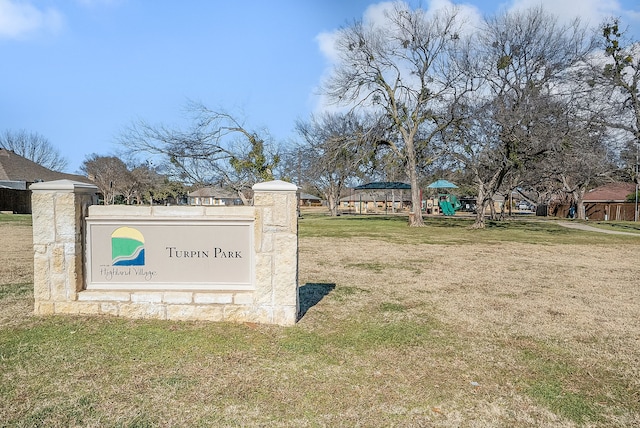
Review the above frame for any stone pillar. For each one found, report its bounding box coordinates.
[30,179,98,315]
[252,180,299,325]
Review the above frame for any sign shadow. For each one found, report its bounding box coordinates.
[298,282,336,320]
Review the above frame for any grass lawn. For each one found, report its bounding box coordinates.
[584,220,640,233]
[1,213,639,427]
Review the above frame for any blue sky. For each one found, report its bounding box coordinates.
[1,0,639,174]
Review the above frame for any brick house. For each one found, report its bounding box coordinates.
[583,182,637,221]
[0,149,92,213]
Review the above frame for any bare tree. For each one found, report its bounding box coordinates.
[0,129,69,172]
[581,20,640,216]
[224,129,279,204]
[322,3,471,226]
[117,101,279,203]
[599,21,640,153]
[294,112,380,216]
[149,177,188,206]
[525,103,617,218]
[80,155,132,205]
[455,6,595,228]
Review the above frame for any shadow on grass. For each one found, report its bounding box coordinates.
[298,282,336,320]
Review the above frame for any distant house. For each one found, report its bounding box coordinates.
[298,193,322,207]
[187,187,243,206]
[0,149,92,214]
[583,182,637,221]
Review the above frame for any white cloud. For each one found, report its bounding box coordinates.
[427,0,484,35]
[311,0,639,115]
[361,0,483,31]
[315,31,340,64]
[361,1,397,25]
[0,0,63,40]
[507,0,624,28]
[317,0,483,66]
[315,2,398,67]
[313,0,484,114]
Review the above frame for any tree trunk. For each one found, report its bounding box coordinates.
[472,201,487,229]
[574,188,586,220]
[472,184,487,229]
[237,190,249,206]
[327,193,338,216]
[406,148,424,227]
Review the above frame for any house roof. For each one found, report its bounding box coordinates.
[341,192,412,202]
[354,181,411,190]
[583,182,636,202]
[188,186,238,199]
[0,149,91,184]
[299,193,321,201]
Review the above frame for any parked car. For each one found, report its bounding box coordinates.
[518,201,534,210]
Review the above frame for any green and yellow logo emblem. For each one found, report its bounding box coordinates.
[111,227,145,266]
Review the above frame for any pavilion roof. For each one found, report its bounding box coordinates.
[354,181,411,190]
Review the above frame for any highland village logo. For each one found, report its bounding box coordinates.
[111,226,145,266]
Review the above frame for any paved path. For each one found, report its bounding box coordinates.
[556,221,640,236]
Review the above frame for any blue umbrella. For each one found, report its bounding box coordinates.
[426,179,458,189]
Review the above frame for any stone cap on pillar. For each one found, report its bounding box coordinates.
[252,180,298,192]
[30,179,98,194]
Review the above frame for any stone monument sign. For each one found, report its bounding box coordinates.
[30,179,299,325]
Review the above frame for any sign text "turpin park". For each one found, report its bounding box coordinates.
[165,247,243,259]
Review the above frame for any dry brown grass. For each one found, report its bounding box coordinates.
[1,215,639,427]
[0,221,33,285]
[0,219,34,328]
[298,234,640,425]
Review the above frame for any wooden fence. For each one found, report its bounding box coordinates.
[0,188,31,213]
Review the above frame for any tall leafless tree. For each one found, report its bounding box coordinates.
[0,129,69,172]
[455,6,596,228]
[524,114,616,218]
[117,101,279,203]
[322,3,471,226]
[581,20,640,211]
[294,112,380,216]
[600,21,640,153]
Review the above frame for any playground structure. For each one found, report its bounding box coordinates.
[425,180,461,216]
[424,193,462,215]
[437,193,462,215]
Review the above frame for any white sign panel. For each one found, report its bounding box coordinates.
[86,219,254,290]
